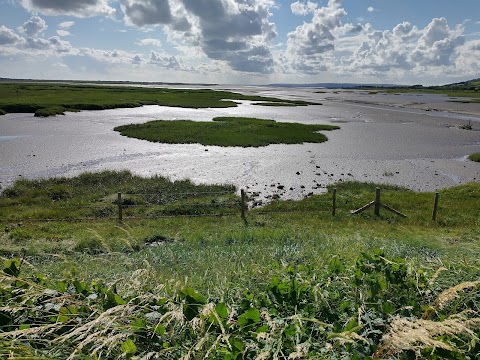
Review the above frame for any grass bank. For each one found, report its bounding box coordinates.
[0,82,319,117]
[114,117,339,147]
[1,172,480,358]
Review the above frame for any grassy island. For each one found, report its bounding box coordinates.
[114,117,339,147]
[0,82,320,117]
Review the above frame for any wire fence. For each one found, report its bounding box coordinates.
[0,190,242,222]
[0,187,443,223]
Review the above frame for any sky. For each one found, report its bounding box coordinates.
[0,0,479,85]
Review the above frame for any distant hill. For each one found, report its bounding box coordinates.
[266,82,398,89]
[439,78,480,90]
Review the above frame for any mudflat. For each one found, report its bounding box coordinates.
[0,86,479,201]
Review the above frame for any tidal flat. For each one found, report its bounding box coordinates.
[0,85,479,202]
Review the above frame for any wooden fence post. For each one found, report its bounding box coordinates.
[118,192,123,222]
[374,188,381,216]
[332,188,337,216]
[432,192,439,221]
[351,187,406,218]
[241,189,247,224]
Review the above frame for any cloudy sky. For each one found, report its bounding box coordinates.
[0,0,479,85]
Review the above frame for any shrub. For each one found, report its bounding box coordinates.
[460,121,473,130]
[34,107,66,117]
[8,228,31,243]
[469,152,480,162]
[46,185,72,201]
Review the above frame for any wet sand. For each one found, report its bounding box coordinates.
[0,87,479,202]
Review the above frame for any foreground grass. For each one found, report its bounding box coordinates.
[469,152,480,162]
[1,172,480,358]
[0,82,319,117]
[114,117,339,147]
[3,250,480,359]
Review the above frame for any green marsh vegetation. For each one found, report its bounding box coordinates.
[469,152,480,162]
[1,172,480,358]
[0,82,319,117]
[114,117,340,147]
[363,78,480,103]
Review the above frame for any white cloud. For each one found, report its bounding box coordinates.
[280,0,474,82]
[137,38,162,47]
[344,17,465,75]
[19,0,115,18]
[120,0,277,74]
[120,0,190,30]
[291,1,317,16]
[132,54,142,64]
[48,36,72,52]
[57,30,71,37]
[0,25,25,45]
[150,51,182,69]
[411,18,465,66]
[285,0,347,74]
[468,39,480,51]
[24,35,72,53]
[18,16,47,37]
[59,21,75,29]
[367,6,374,12]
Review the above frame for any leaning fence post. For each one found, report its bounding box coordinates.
[432,192,439,221]
[374,188,381,216]
[332,188,337,216]
[118,192,123,222]
[241,189,247,224]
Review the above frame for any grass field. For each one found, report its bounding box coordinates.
[114,117,340,147]
[0,82,319,117]
[1,172,480,358]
